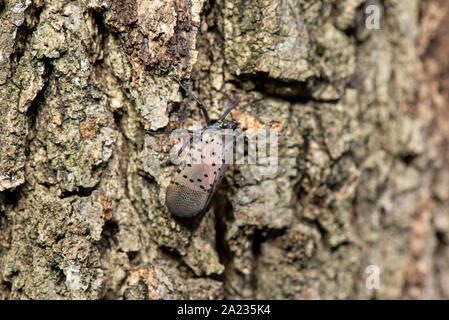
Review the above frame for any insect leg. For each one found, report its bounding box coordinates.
[147,129,202,136]
[173,78,211,126]
[218,84,239,122]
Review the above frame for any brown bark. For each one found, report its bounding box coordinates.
[1,0,449,299]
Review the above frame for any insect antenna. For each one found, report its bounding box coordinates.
[173,79,211,126]
[219,83,237,105]
[147,128,204,160]
[218,103,238,122]
[219,95,264,122]
[218,85,238,122]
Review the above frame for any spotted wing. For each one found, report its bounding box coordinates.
[165,128,231,217]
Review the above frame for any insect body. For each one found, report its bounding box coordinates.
[153,80,239,217]
[166,122,236,217]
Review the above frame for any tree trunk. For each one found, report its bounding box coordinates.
[1,0,449,299]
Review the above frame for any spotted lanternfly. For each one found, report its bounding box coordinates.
[151,79,240,218]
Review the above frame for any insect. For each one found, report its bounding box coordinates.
[151,79,241,218]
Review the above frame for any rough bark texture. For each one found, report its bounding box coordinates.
[1,0,449,299]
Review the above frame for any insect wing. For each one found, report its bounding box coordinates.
[198,128,233,193]
[166,147,209,217]
[166,129,226,217]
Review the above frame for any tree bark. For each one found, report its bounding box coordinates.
[1,0,449,299]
